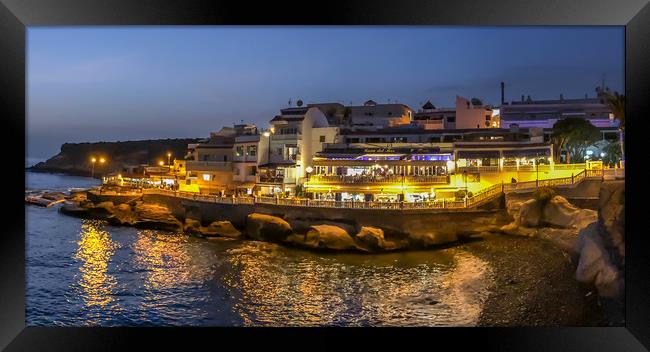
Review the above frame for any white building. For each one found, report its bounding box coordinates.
[258,106,338,195]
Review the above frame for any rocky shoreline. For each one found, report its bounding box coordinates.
[31,180,624,326]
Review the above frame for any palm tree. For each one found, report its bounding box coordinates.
[605,91,625,166]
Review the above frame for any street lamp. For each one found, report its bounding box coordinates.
[90,157,97,178]
[158,160,164,187]
[305,166,313,181]
[167,152,172,171]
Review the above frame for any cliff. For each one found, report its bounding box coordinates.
[27,138,202,177]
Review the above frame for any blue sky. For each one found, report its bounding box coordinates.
[27,26,624,160]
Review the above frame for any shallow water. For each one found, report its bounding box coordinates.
[26,172,493,326]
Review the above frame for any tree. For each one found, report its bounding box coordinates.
[602,141,622,167]
[551,118,601,163]
[604,91,625,164]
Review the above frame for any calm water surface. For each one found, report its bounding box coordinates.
[26,172,493,326]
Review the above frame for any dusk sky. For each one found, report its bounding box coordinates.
[27,26,624,161]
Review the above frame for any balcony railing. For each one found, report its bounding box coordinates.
[141,167,617,211]
[258,176,285,184]
[307,174,449,185]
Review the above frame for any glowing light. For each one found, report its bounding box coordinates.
[305,166,313,174]
[159,161,165,166]
[91,157,97,163]
[263,131,270,137]
[600,152,606,157]
[99,158,105,163]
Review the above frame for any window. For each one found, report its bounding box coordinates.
[202,174,211,181]
[203,155,209,161]
[235,146,244,156]
[279,127,298,135]
[249,166,257,176]
[233,168,240,175]
[446,116,456,123]
[388,112,392,116]
[247,145,256,156]
[319,135,325,143]
[346,138,360,143]
[223,155,228,162]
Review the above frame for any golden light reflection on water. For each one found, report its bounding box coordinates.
[74,220,120,311]
[217,242,489,326]
[132,230,216,318]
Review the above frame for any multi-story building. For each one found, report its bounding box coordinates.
[257,106,338,196]
[346,100,414,128]
[500,94,618,129]
[232,133,264,196]
[413,97,497,130]
[304,125,557,202]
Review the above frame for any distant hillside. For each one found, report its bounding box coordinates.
[28,138,202,177]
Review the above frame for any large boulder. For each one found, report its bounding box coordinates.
[543,196,597,229]
[303,225,356,250]
[517,199,542,227]
[355,226,387,251]
[287,219,357,235]
[574,222,623,298]
[246,213,292,242]
[131,203,183,232]
[205,221,242,238]
[598,182,625,260]
[183,218,202,234]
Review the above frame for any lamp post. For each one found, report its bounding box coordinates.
[159,160,165,188]
[535,154,539,189]
[99,157,106,183]
[90,157,96,178]
[167,152,172,172]
[401,172,405,202]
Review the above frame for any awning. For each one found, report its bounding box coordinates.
[457,150,500,159]
[502,148,551,158]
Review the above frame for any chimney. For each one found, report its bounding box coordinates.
[560,94,564,101]
[521,95,525,102]
[500,82,505,105]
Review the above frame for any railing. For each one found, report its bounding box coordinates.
[141,167,610,211]
[186,160,232,171]
[307,174,449,185]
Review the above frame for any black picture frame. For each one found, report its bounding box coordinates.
[2,0,649,350]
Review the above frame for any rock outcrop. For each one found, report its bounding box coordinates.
[245,213,292,242]
[500,195,597,237]
[574,181,624,299]
[355,226,387,251]
[302,225,356,250]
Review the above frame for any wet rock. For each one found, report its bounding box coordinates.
[518,199,542,227]
[574,222,623,298]
[287,219,358,235]
[130,203,183,232]
[355,226,387,252]
[246,213,292,242]
[183,218,202,234]
[205,220,242,238]
[407,231,457,248]
[303,224,356,250]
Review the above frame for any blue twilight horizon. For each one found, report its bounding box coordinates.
[27,26,624,160]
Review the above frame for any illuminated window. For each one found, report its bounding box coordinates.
[319,135,325,142]
[247,145,257,156]
[235,146,244,156]
[202,174,211,181]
